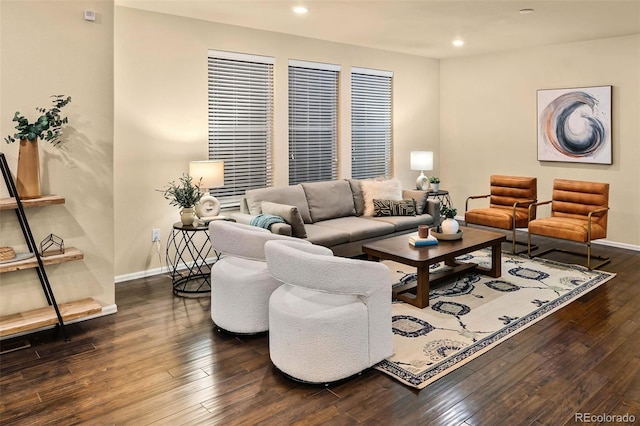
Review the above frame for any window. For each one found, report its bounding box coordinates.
[351,67,393,179]
[208,50,274,208]
[288,60,340,185]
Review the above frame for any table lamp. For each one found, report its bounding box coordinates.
[189,160,224,223]
[410,151,433,190]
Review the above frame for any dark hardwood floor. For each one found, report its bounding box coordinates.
[1,235,639,425]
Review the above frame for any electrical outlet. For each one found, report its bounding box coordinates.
[152,229,161,242]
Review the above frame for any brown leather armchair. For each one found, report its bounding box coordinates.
[465,175,537,254]
[527,179,610,270]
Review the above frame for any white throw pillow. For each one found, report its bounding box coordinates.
[361,178,403,216]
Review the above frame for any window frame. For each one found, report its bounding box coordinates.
[350,66,393,180]
[288,60,341,185]
[207,49,275,208]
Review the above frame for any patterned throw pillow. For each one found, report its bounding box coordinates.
[373,199,417,217]
[361,179,403,216]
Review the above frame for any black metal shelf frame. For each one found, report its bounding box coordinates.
[0,152,69,341]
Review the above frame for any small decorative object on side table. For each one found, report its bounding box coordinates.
[158,174,203,227]
[428,176,440,192]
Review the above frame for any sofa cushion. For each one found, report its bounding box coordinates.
[370,214,434,232]
[313,217,395,242]
[261,201,307,238]
[301,180,356,223]
[302,223,351,247]
[245,184,313,224]
[347,179,366,216]
[361,179,402,216]
[373,199,417,217]
[402,189,429,215]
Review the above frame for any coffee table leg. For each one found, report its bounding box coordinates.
[394,265,430,308]
[489,241,502,277]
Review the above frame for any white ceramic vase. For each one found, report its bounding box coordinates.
[180,207,196,226]
[441,218,459,234]
[430,183,439,193]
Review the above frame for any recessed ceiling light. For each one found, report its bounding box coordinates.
[519,8,535,14]
[293,6,308,14]
[452,39,464,47]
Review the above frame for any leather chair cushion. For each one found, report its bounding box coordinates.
[528,216,607,243]
[465,206,530,230]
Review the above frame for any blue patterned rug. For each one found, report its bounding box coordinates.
[375,249,616,389]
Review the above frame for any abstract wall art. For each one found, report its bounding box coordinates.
[537,86,612,164]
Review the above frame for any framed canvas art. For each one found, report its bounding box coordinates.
[537,85,612,164]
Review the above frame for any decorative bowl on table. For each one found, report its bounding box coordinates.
[431,229,463,241]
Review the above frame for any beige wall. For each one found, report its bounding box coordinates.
[0,1,115,316]
[441,35,640,248]
[3,3,634,307]
[113,7,440,278]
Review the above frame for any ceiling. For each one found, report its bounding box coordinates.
[117,0,640,59]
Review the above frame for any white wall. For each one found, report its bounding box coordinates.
[113,7,440,277]
[440,35,640,248]
[0,1,115,316]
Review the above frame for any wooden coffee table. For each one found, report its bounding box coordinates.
[362,226,506,308]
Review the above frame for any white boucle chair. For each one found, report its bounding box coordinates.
[208,221,310,334]
[264,239,393,384]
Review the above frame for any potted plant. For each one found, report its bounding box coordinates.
[429,176,440,192]
[159,174,203,226]
[4,95,72,199]
[439,205,459,234]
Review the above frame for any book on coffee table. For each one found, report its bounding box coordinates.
[409,234,438,247]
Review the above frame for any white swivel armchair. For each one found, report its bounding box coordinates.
[265,239,393,384]
[208,221,309,334]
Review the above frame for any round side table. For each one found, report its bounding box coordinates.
[166,222,219,297]
[427,189,453,208]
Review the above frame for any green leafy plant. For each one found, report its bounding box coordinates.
[4,95,72,145]
[440,205,457,219]
[429,176,440,184]
[159,174,203,209]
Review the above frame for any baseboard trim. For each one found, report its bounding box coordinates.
[115,266,169,283]
[115,256,219,284]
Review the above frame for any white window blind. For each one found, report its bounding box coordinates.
[288,61,340,185]
[208,50,274,207]
[351,68,393,179]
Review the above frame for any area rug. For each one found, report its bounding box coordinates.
[374,249,616,389]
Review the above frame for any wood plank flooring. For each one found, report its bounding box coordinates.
[1,236,639,425]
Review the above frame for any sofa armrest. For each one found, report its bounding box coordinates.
[425,199,442,225]
[228,211,254,225]
[269,223,293,236]
[228,212,293,236]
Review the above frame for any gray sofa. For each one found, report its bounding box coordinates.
[231,179,441,257]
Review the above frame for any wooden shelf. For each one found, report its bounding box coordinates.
[0,195,65,210]
[0,247,84,273]
[0,298,102,337]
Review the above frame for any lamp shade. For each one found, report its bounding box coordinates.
[189,160,224,189]
[410,151,433,171]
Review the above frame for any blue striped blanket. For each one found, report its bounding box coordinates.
[250,214,286,230]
